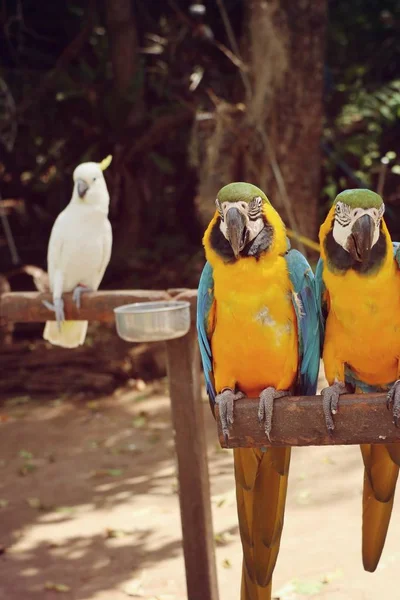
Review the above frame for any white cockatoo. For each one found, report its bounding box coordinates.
[43,156,113,348]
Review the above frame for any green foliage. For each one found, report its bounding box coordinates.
[2,0,400,280]
[323,1,400,213]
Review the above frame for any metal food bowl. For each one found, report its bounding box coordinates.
[114,300,191,342]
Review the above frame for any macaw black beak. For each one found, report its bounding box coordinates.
[348,214,374,262]
[77,179,89,198]
[226,207,248,258]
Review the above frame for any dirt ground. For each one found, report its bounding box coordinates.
[1,373,400,600]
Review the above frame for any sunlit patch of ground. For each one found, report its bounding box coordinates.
[0,367,399,599]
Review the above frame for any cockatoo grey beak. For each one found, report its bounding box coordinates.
[77,179,89,198]
[226,207,248,258]
[348,214,374,262]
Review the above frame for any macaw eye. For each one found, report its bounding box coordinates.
[335,202,351,226]
[248,196,263,221]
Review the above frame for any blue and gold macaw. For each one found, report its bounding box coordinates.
[316,188,400,572]
[197,182,320,600]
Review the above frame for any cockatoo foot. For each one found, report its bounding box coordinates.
[387,380,400,427]
[42,297,65,331]
[258,387,290,442]
[215,388,246,442]
[321,381,350,432]
[72,284,92,310]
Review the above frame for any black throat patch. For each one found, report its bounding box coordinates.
[324,220,387,274]
[209,217,274,263]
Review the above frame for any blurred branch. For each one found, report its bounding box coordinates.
[255,124,306,255]
[215,0,252,98]
[124,109,194,163]
[167,0,248,72]
[0,194,20,265]
[213,40,248,71]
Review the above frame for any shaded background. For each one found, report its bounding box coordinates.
[1,0,400,293]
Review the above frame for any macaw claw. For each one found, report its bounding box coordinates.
[42,297,65,332]
[72,284,92,310]
[387,380,400,427]
[215,388,246,442]
[258,387,290,442]
[321,381,349,433]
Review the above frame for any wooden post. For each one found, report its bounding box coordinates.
[165,324,219,600]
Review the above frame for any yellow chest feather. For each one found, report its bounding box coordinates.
[211,255,298,395]
[324,260,400,384]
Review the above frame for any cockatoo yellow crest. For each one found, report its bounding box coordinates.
[99,155,112,171]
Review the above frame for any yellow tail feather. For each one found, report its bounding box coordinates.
[234,447,291,600]
[241,561,272,600]
[361,443,399,572]
[43,320,88,348]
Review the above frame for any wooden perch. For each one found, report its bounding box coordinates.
[216,394,400,448]
[0,290,171,324]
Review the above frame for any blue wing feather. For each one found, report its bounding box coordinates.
[393,241,400,267]
[196,261,216,406]
[284,250,321,395]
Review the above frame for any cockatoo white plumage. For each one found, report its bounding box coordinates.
[43,157,113,348]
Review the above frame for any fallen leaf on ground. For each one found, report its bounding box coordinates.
[106,528,129,539]
[321,568,344,584]
[136,379,147,392]
[90,468,124,478]
[123,577,144,597]
[18,463,37,476]
[296,490,311,505]
[214,532,236,546]
[86,400,100,411]
[19,450,33,459]
[44,582,71,592]
[275,577,327,599]
[26,497,42,509]
[54,506,75,514]
[6,396,31,406]
[132,412,148,428]
[108,468,124,477]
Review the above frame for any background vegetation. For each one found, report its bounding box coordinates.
[1,0,400,291]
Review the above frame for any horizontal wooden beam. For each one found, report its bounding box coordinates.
[216,394,400,448]
[0,290,172,323]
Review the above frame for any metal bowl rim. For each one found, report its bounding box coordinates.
[114,300,191,315]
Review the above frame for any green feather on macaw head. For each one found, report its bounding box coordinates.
[217,182,271,205]
[334,189,383,209]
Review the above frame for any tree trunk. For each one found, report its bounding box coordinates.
[247,0,327,240]
[105,0,142,267]
[195,0,327,246]
[105,0,139,96]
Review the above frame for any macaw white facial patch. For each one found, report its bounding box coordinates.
[332,201,384,252]
[216,198,265,243]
